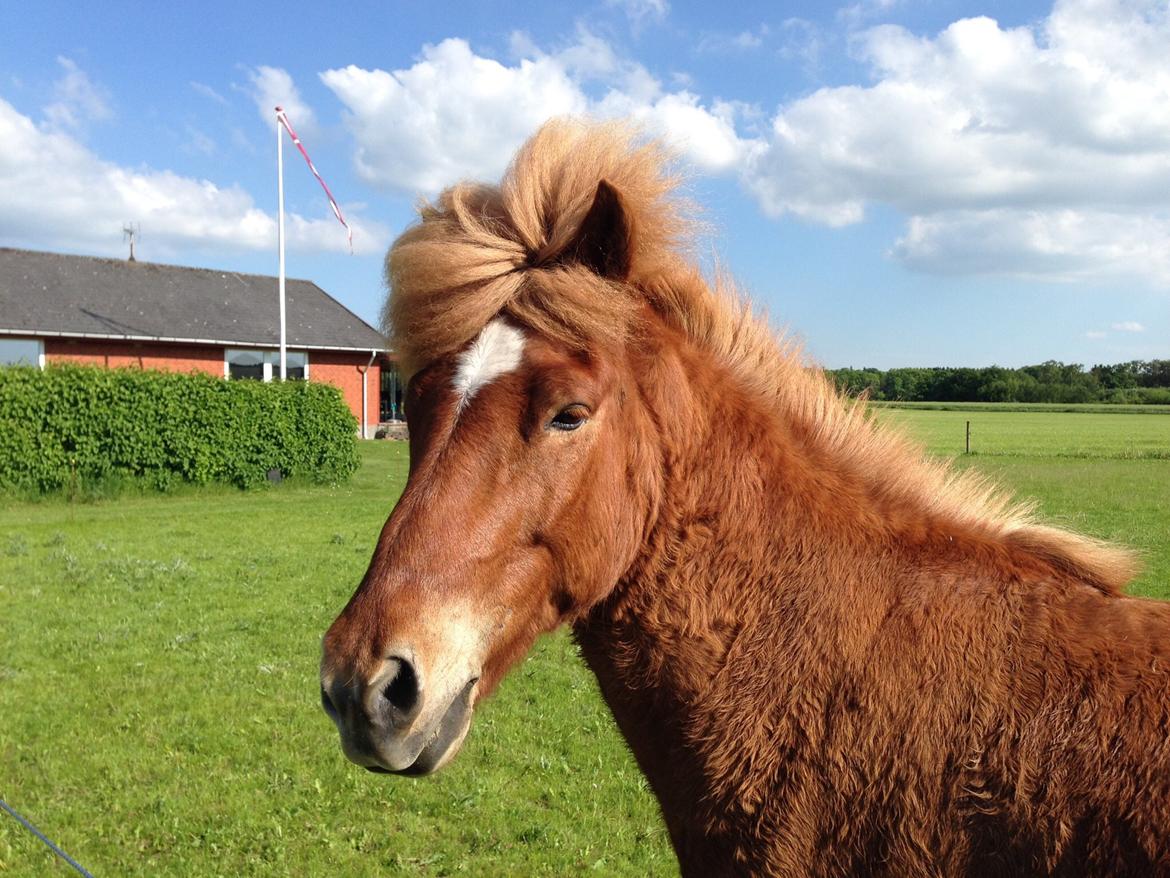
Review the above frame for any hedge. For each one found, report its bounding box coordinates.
[0,364,359,493]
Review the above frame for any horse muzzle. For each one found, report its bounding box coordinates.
[320,654,480,776]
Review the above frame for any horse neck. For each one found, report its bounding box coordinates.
[579,316,888,678]
[572,318,901,836]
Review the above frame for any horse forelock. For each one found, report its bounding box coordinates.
[383,118,686,380]
[383,116,1138,596]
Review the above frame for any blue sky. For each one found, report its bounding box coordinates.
[1,0,1166,368]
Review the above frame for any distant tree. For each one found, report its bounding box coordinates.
[943,368,983,402]
[820,359,1165,404]
[977,367,1017,402]
[881,368,932,401]
[1022,360,1065,387]
[1092,361,1140,390]
[1139,360,1170,388]
[828,368,884,398]
[1014,372,1041,402]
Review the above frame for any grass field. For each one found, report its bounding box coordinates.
[875,407,1170,460]
[2,408,1168,875]
[871,401,1170,415]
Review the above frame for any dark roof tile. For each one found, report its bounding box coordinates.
[0,247,388,351]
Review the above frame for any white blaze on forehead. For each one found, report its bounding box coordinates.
[452,319,525,411]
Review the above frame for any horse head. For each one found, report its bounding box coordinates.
[320,163,660,775]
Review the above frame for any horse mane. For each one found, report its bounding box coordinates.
[385,117,1138,595]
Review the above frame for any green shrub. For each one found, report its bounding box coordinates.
[0,365,359,493]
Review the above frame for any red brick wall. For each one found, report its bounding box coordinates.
[41,339,380,426]
[310,351,380,431]
[45,339,223,375]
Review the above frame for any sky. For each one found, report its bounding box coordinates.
[1,0,1167,369]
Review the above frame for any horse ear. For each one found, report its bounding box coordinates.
[568,180,633,281]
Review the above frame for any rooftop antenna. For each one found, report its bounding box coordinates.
[122,222,140,262]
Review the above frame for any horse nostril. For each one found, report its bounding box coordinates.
[321,684,339,720]
[380,657,420,724]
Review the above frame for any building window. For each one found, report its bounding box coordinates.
[226,349,264,380]
[266,350,308,381]
[0,338,44,368]
[381,361,404,421]
[225,349,308,381]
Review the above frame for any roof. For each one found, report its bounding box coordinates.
[0,247,388,352]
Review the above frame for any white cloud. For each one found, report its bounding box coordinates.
[245,66,317,136]
[0,96,386,258]
[777,19,824,74]
[321,41,587,194]
[316,3,1170,288]
[44,57,112,130]
[182,125,217,157]
[838,0,905,27]
[190,81,228,106]
[891,209,1170,284]
[732,29,765,49]
[320,35,754,196]
[597,91,748,173]
[740,0,1170,286]
[605,0,669,27]
[1085,320,1147,339]
[696,26,769,54]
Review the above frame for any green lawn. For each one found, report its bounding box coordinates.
[1,409,1167,875]
[884,408,1169,596]
[871,401,1170,415]
[876,408,1170,459]
[0,444,671,877]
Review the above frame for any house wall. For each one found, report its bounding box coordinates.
[310,351,381,432]
[45,339,223,375]
[41,338,380,427]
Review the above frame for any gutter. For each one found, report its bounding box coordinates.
[357,350,378,439]
[0,327,390,355]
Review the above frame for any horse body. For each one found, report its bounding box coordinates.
[574,309,1170,875]
[320,119,1170,875]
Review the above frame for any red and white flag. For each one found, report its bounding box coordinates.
[275,106,352,253]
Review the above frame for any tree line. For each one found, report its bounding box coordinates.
[824,360,1170,405]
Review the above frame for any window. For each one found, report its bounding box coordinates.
[0,338,44,368]
[266,350,307,381]
[381,361,404,421]
[225,349,308,381]
[226,349,264,380]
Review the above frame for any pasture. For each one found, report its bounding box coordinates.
[1,407,1168,875]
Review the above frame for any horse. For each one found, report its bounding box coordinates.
[319,119,1170,876]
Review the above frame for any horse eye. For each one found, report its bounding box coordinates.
[549,406,588,431]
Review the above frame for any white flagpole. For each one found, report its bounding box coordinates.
[276,106,287,381]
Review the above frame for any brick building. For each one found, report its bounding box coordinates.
[0,248,398,435]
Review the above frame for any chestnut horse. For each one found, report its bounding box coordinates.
[320,120,1170,876]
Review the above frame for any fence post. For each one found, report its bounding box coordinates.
[965,420,971,454]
